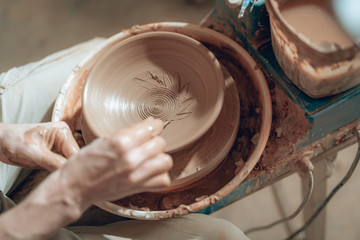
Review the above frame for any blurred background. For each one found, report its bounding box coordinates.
[0,0,213,72]
[1,0,359,239]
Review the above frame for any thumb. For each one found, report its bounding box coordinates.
[53,127,80,158]
[61,132,80,158]
[39,148,68,171]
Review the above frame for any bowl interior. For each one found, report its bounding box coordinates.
[82,31,224,153]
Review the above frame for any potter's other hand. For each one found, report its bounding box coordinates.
[60,117,173,205]
[0,121,79,171]
[0,118,172,239]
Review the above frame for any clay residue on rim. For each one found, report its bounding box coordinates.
[255,78,312,174]
[61,68,89,132]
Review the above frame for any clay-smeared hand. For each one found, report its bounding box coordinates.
[0,121,79,171]
[60,117,173,205]
[0,118,172,240]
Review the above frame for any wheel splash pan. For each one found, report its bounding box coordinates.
[52,22,272,220]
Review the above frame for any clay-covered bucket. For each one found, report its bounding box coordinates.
[266,0,360,98]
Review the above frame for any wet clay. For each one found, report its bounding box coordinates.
[258,78,312,172]
[280,0,354,49]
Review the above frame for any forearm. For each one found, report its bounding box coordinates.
[0,169,88,240]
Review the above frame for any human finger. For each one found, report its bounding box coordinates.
[48,121,80,157]
[125,136,166,167]
[141,173,171,192]
[129,153,173,183]
[57,127,80,158]
[38,148,68,171]
[113,117,165,150]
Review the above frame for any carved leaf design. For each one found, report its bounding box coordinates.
[133,77,157,89]
[178,82,190,104]
[148,71,165,86]
[178,97,194,114]
[163,72,172,88]
[133,71,194,123]
[172,112,192,121]
[133,71,168,89]
[172,72,181,93]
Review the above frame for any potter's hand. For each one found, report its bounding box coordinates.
[0,118,173,240]
[60,117,173,204]
[0,121,79,171]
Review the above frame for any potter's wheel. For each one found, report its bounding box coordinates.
[53,22,272,220]
[57,37,240,191]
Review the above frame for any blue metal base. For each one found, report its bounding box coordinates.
[210,0,360,146]
[196,0,360,215]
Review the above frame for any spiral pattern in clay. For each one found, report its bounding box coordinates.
[137,87,178,122]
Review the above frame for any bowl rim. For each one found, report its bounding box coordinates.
[81,31,225,153]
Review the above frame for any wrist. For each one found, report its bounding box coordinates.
[0,169,87,240]
[39,169,88,222]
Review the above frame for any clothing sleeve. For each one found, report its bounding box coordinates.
[0,38,105,195]
[51,213,249,240]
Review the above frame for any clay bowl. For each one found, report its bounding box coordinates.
[81,31,224,153]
